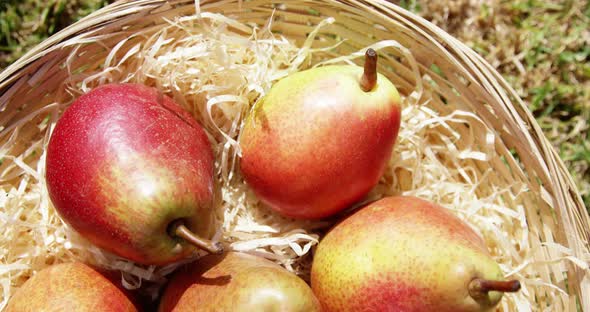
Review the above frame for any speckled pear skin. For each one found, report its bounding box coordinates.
[45,83,215,265]
[311,196,506,312]
[239,65,401,219]
[5,262,138,312]
[159,252,321,312]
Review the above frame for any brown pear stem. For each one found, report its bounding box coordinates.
[171,221,224,255]
[360,48,378,92]
[468,278,521,299]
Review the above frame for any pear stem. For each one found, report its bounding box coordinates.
[360,48,378,92]
[171,221,224,255]
[468,278,521,299]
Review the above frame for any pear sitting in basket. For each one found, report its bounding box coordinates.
[5,262,139,312]
[239,48,402,219]
[45,83,223,265]
[311,196,521,312]
[159,252,321,312]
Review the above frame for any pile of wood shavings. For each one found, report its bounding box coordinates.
[0,9,582,311]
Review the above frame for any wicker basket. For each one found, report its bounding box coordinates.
[1,0,589,311]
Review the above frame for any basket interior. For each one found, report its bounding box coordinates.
[0,0,588,311]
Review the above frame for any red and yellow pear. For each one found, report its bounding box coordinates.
[311,196,520,312]
[5,262,138,312]
[45,83,222,265]
[159,252,320,312]
[239,49,401,219]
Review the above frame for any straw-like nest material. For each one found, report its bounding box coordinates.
[0,0,589,311]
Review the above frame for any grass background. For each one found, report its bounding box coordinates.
[1,0,588,210]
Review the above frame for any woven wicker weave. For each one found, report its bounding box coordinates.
[0,1,588,311]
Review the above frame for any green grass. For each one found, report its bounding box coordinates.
[0,0,113,67]
[415,0,590,210]
[0,0,588,210]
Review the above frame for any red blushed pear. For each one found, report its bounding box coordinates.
[45,83,223,265]
[311,196,521,312]
[239,49,401,219]
[159,252,320,312]
[5,262,138,312]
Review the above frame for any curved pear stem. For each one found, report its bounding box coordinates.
[171,220,224,255]
[468,278,521,299]
[360,48,378,92]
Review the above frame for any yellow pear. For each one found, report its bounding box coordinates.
[311,196,520,312]
[160,252,320,311]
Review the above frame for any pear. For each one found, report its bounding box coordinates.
[5,262,138,312]
[159,252,321,312]
[45,83,223,265]
[239,49,401,219]
[311,196,520,312]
